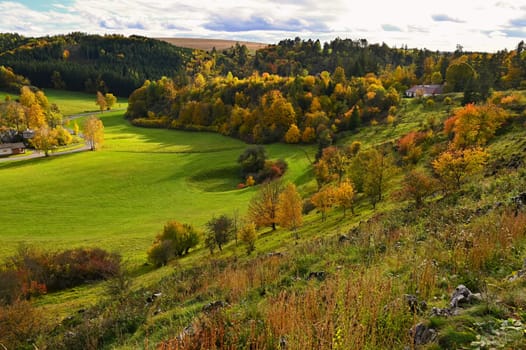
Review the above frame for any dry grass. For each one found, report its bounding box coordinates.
[155,37,268,52]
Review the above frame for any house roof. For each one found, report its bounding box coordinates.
[0,142,25,149]
[406,84,443,95]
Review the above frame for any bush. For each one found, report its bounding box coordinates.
[147,221,200,267]
[0,300,48,349]
[4,246,121,298]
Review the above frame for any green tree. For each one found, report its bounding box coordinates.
[238,222,257,255]
[238,145,267,178]
[205,215,234,253]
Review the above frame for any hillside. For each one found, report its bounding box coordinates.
[1,88,526,349]
[156,37,268,52]
[0,33,193,96]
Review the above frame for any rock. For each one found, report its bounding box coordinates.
[307,271,326,281]
[338,235,351,244]
[431,306,452,317]
[146,291,162,303]
[449,284,479,308]
[202,300,228,313]
[267,252,284,258]
[410,322,436,345]
[279,335,287,349]
[404,294,427,314]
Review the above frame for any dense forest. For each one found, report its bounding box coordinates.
[0,33,193,96]
[125,38,526,145]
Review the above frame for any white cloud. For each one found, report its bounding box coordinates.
[0,0,524,52]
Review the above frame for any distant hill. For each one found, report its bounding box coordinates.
[156,37,268,52]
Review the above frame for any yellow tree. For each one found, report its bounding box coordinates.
[83,116,104,151]
[276,183,303,238]
[336,179,355,216]
[104,93,117,110]
[311,185,336,221]
[284,123,301,143]
[432,147,488,192]
[248,181,283,231]
[31,126,57,157]
[96,91,107,113]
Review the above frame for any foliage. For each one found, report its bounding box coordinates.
[276,183,303,237]
[0,299,48,350]
[401,169,438,207]
[147,221,199,266]
[448,103,509,149]
[311,185,337,221]
[0,33,192,96]
[248,180,284,230]
[335,179,355,216]
[83,115,104,150]
[30,125,58,156]
[1,246,121,300]
[432,147,489,191]
[238,145,266,178]
[238,222,257,255]
[95,91,107,112]
[205,215,234,253]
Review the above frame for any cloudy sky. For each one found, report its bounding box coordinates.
[1,0,525,52]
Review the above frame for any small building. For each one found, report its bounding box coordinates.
[405,84,443,98]
[0,142,26,156]
[22,129,35,139]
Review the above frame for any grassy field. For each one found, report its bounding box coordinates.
[156,37,268,53]
[0,88,128,116]
[0,107,315,264]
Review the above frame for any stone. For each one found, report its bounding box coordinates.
[410,322,436,345]
[202,300,228,313]
[307,271,326,281]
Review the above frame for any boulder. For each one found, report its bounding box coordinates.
[410,322,436,345]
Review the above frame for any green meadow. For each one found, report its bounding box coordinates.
[0,92,315,264]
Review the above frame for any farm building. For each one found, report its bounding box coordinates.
[0,142,26,156]
[405,84,443,97]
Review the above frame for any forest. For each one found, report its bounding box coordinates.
[0,33,193,96]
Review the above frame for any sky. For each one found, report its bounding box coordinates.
[0,0,525,52]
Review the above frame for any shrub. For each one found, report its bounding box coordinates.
[147,221,200,266]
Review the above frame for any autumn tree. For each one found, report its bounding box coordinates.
[432,147,488,192]
[238,222,257,255]
[449,103,508,149]
[248,180,283,230]
[205,215,234,253]
[336,179,355,216]
[311,185,336,221]
[284,123,301,143]
[276,183,303,238]
[96,91,107,112]
[31,126,57,157]
[147,221,200,266]
[351,147,395,209]
[104,93,117,110]
[83,116,104,151]
[401,169,438,207]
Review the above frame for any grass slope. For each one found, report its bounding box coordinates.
[0,108,314,264]
[156,37,268,53]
